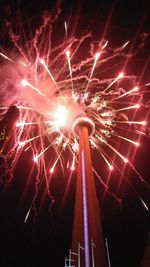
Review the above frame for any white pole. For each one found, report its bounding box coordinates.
[78,243,80,267]
[69,249,72,267]
[91,239,95,267]
[105,237,111,267]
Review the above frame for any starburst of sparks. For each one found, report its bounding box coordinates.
[0,12,149,220]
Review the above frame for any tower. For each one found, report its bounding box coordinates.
[70,116,108,267]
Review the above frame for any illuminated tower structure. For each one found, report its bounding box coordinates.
[0,106,19,155]
[69,116,108,267]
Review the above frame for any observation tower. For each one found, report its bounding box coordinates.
[65,116,108,267]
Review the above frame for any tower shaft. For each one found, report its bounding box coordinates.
[72,126,107,267]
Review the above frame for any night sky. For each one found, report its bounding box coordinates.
[0,1,150,267]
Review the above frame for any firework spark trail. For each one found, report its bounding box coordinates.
[40,59,57,87]
[66,50,74,94]
[85,41,108,92]
[0,12,149,217]
[111,132,139,146]
[31,140,45,223]
[21,79,46,97]
[24,206,32,223]
[93,141,149,212]
[94,134,149,212]
[112,84,137,97]
[44,33,92,85]
[84,51,101,93]
[0,53,14,63]
[34,143,53,162]
[6,23,31,65]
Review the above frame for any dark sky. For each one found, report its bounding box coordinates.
[0,1,150,267]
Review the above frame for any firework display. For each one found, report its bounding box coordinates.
[0,2,149,266]
[0,11,149,219]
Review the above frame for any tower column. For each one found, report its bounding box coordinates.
[71,125,108,267]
